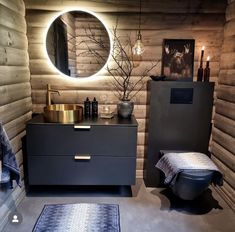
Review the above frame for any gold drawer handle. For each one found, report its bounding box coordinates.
[74,155,91,160]
[74,125,91,129]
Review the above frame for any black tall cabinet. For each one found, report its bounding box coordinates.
[144,81,214,187]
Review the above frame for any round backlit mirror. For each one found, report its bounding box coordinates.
[46,10,111,78]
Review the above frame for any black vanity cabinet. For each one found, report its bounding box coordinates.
[26,115,138,186]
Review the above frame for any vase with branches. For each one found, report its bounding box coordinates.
[79,22,159,117]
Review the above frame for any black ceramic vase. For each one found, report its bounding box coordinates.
[117,100,134,118]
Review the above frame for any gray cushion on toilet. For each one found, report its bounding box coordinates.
[156,152,223,186]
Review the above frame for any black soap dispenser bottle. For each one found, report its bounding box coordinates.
[92,97,98,117]
[84,97,91,117]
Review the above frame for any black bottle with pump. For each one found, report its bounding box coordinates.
[92,97,98,117]
[84,97,91,117]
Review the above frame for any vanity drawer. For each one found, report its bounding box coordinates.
[27,124,137,157]
[27,156,136,185]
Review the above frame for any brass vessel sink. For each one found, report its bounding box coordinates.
[44,104,83,123]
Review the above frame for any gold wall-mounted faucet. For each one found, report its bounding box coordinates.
[46,84,61,105]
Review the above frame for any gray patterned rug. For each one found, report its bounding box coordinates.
[33,203,120,232]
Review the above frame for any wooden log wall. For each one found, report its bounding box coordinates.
[211,0,235,211]
[0,0,32,230]
[25,0,226,179]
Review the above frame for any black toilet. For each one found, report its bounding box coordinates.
[170,169,214,200]
[156,151,222,201]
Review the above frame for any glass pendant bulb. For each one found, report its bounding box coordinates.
[132,31,145,55]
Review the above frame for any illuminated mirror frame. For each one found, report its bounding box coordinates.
[44,8,112,80]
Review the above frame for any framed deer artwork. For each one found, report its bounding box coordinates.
[161,39,195,81]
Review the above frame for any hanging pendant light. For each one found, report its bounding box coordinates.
[132,0,145,55]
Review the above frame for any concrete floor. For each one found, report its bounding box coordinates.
[3,180,235,232]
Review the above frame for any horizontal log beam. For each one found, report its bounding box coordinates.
[0,4,26,33]
[29,59,58,75]
[15,150,23,168]
[0,24,28,49]
[224,19,235,37]
[216,85,235,103]
[215,99,235,120]
[212,127,235,155]
[10,131,26,154]
[0,97,32,124]
[29,58,220,77]
[220,53,235,69]
[219,69,235,86]
[0,82,31,106]
[136,118,148,133]
[0,66,30,86]
[30,74,218,91]
[212,155,235,189]
[136,170,143,179]
[0,46,29,66]
[211,142,235,172]
[137,145,147,159]
[29,42,222,63]
[222,185,235,211]
[28,26,224,48]
[137,132,148,146]
[136,158,145,170]
[0,0,25,16]
[102,13,225,30]
[31,75,112,90]
[24,0,226,13]
[214,113,235,138]
[221,35,235,53]
[27,27,45,44]
[213,182,235,211]
[4,112,32,140]
[26,11,225,30]
[222,181,235,205]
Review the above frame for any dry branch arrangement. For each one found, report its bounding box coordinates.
[79,22,159,101]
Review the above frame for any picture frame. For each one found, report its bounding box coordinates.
[161,39,195,81]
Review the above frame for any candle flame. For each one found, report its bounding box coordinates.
[207,56,210,61]
[202,46,205,50]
